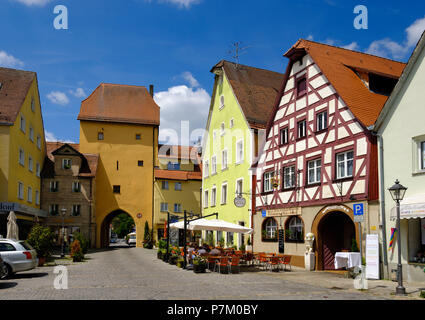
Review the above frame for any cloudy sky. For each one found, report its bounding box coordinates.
[1,0,424,144]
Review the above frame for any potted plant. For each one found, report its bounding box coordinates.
[70,239,84,262]
[27,225,54,266]
[169,247,179,265]
[239,243,246,252]
[176,257,184,268]
[193,256,207,273]
[73,232,89,254]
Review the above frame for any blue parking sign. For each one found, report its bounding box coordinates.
[353,203,364,216]
[262,209,267,217]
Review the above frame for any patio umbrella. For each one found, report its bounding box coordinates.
[170,218,253,234]
[6,211,19,240]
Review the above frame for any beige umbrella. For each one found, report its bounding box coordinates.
[7,211,19,240]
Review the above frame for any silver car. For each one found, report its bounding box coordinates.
[0,255,7,279]
[0,239,38,279]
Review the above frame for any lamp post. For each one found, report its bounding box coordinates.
[60,208,67,258]
[388,179,407,296]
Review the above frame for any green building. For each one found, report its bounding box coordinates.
[201,60,283,249]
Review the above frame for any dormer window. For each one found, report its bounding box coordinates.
[296,77,307,98]
[62,159,72,170]
[219,95,225,109]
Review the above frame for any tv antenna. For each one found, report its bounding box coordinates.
[228,41,251,69]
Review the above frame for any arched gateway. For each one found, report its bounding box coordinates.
[100,209,134,248]
[312,204,359,270]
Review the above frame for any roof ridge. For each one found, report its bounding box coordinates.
[221,60,284,75]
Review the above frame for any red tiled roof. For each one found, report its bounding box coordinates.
[0,67,36,124]
[158,144,202,163]
[284,39,406,127]
[154,169,202,181]
[78,83,160,126]
[211,60,284,129]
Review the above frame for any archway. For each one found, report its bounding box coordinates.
[100,210,135,248]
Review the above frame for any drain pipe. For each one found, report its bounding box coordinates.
[372,131,389,279]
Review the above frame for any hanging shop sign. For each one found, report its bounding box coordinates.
[234,196,246,208]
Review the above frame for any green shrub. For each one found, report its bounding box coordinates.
[27,225,54,258]
[73,232,89,254]
[239,244,246,252]
[158,239,167,249]
[70,239,84,262]
[420,290,425,299]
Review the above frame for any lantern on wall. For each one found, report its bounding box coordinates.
[272,176,280,189]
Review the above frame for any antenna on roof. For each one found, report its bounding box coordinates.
[228,41,251,69]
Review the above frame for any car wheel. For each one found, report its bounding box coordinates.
[1,264,13,280]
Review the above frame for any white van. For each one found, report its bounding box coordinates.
[127,233,136,246]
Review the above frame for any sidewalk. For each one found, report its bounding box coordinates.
[261,266,425,300]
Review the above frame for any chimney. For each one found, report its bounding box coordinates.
[149,84,154,97]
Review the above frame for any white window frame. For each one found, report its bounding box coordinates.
[316,111,328,131]
[204,160,209,178]
[219,95,225,110]
[50,204,59,216]
[283,166,296,189]
[175,182,182,191]
[221,183,228,205]
[72,205,81,216]
[160,202,168,212]
[29,126,34,142]
[265,218,278,239]
[19,148,25,166]
[236,178,244,197]
[236,139,244,164]
[230,118,234,128]
[20,115,26,133]
[98,132,104,140]
[297,120,306,138]
[18,182,24,200]
[263,171,274,193]
[27,186,32,203]
[28,156,33,172]
[211,186,217,207]
[336,150,354,179]
[307,159,321,185]
[222,149,228,170]
[421,141,425,171]
[35,190,40,205]
[36,162,40,177]
[220,122,225,136]
[280,127,288,145]
[72,181,81,193]
[211,155,217,175]
[62,159,72,169]
[174,203,182,213]
[50,181,58,192]
[37,135,41,150]
[162,180,169,190]
[204,190,209,208]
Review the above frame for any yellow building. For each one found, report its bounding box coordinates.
[153,145,202,243]
[77,83,160,248]
[0,67,47,238]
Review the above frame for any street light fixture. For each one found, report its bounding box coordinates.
[60,208,67,258]
[388,179,408,296]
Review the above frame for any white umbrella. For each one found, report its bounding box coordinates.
[7,211,19,240]
[170,218,253,234]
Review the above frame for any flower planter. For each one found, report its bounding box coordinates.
[169,256,178,265]
[193,264,206,273]
[38,257,46,266]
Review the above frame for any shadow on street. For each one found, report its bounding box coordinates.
[0,282,18,289]
[8,272,49,280]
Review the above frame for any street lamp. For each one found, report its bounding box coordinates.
[388,179,408,296]
[60,208,67,258]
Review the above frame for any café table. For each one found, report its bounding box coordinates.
[334,252,361,269]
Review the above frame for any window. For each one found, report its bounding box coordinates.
[421,141,425,170]
[211,156,217,174]
[27,186,32,203]
[297,77,307,97]
[285,216,304,242]
[36,163,40,177]
[162,181,169,190]
[297,120,306,139]
[204,160,209,177]
[50,181,59,192]
[222,149,228,170]
[280,127,288,145]
[29,126,34,142]
[35,190,40,205]
[226,232,234,246]
[236,140,244,164]
[72,205,81,216]
[221,184,227,204]
[263,218,278,240]
[138,160,144,167]
[204,190,209,208]
[219,95,225,109]
[307,159,321,185]
[220,122,225,135]
[37,135,41,149]
[263,171,274,193]
[236,179,243,197]
[283,166,296,189]
[175,182,182,191]
[407,218,425,263]
[0,243,16,251]
[28,156,33,172]
[174,203,182,213]
[20,115,26,133]
[19,148,25,166]
[97,132,104,140]
[113,185,121,194]
[135,134,141,140]
[211,187,216,207]
[18,182,24,199]
[72,181,81,193]
[160,203,168,212]
[230,118,234,128]
[167,162,180,170]
[62,159,72,169]
[316,111,328,131]
[31,98,35,112]
[49,204,59,216]
[336,151,354,179]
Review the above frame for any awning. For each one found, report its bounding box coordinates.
[390,194,425,220]
[169,218,253,234]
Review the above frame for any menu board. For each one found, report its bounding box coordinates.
[278,229,285,253]
[366,234,380,280]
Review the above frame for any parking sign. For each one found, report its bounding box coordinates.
[353,203,364,222]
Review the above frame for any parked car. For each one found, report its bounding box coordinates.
[110,237,117,244]
[0,239,38,279]
[127,233,136,246]
[0,254,7,280]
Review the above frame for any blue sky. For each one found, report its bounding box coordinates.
[1,0,424,144]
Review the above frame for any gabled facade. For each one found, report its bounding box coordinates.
[202,60,283,249]
[0,67,47,239]
[373,31,425,282]
[254,40,405,270]
[41,142,98,247]
[153,145,202,243]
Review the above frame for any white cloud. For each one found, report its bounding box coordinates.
[0,51,24,68]
[182,71,200,87]
[154,84,210,145]
[69,88,87,99]
[46,91,70,106]
[342,42,360,51]
[12,0,52,6]
[406,16,425,48]
[45,130,75,143]
[146,0,201,9]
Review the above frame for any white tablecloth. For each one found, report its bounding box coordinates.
[334,252,361,269]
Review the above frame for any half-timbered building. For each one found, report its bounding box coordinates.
[253,40,406,270]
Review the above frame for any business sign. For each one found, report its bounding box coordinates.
[353,203,364,223]
[266,207,301,217]
[278,229,285,253]
[137,213,142,219]
[262,209,267,218]
[0,202,17,213]
[319,204,351,215]
[234,196,246,208]
[366,234,380,279]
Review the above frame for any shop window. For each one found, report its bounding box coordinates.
[285,216,304,243]
[262,218,278,241]
[408,218,425,264]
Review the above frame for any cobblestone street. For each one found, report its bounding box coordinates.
[0,246,423,300]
